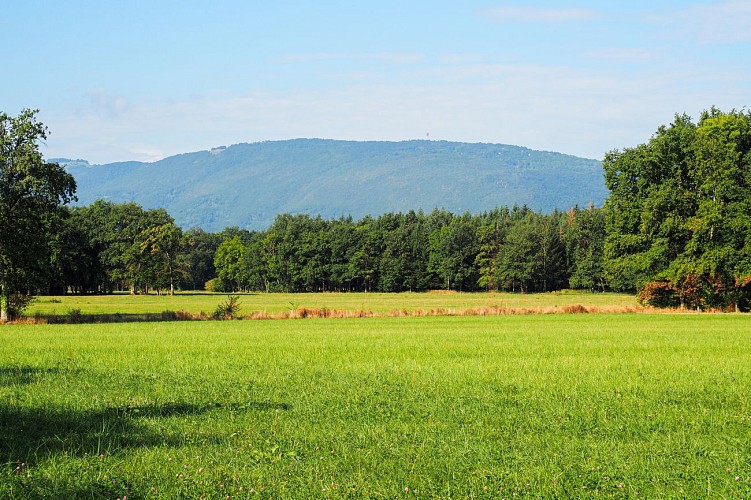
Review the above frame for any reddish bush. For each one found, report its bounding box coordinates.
[638,281,678,308]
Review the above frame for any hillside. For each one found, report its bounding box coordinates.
[58,139,606,231]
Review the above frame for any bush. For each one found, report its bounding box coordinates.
[213,295,241,320]
[637,281,678,308]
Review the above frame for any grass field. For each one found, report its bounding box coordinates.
[26,290,639,319]
[2,313,750,497]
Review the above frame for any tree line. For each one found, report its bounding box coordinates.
[32,203,605,297]
[2,107,750,319]
[211,206,605,294]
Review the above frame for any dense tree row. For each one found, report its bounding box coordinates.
[43,201,221,295]
[604,108,751,310]
[210,206,606,294]
[29,203,606,297]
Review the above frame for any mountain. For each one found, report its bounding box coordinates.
[57,139,607,232]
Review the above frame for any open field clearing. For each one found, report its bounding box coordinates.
[26,291,639,320]
[2,314,751,497]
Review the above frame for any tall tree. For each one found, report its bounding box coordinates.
[214,236,248,292]
[496,212,541,293]
[604,108,751,310]
[180,228,221,290]
[564,206,607,291]
[475,221,504,291]
[139,221,183,295]
[428,213,479,291]
[603,113,696,292]
[0,110,76,320]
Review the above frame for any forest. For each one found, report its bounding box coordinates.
[39,202,605,297]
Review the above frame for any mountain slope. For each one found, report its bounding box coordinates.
[60,139,606,231]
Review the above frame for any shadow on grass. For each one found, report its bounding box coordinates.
[1,403,206,463]
[1,399,292,464]
[1,366,292,498]
[0,367,62,388]
[1,398,292,499]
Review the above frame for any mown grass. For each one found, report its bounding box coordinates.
[27,290,638,318]
[1,314,750,497]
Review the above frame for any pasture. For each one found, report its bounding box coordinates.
[26,290,639,319]
[2,310,750,497]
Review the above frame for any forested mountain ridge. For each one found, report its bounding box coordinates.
[56,139,606,231]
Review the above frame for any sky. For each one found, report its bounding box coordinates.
[3,1,750,164]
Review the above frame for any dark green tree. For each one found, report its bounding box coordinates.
[139,220,183,295]
[0,110,76,320]
[473,208,513,291]
[428,213,479,291]
[214,236,248,292]
[604,108,751,310]
[181,228,221,290]
[564,206,606,291]
[603,114,696,292]
[496,211,541,293]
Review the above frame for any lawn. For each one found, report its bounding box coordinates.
[1,314,750,497]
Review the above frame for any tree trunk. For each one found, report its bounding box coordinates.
[1,286,10,322]
[167,253,175,296]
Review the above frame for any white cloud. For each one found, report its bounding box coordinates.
[40,49,750,165]
[654,0,751,43]
[29,73,643,162]
[482,6,598,23]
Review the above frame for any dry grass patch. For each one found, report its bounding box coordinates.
[15,302,656,324]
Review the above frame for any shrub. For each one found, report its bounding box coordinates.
[637,281,678,308]
[67,308,84,323]
[4,293,36,320]
[213,295,241,320]
[159,310,178,321]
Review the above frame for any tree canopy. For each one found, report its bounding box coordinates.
[0,110,76,320]
[603,108,751,310]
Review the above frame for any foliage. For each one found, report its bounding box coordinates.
[50,202,185,295]
[0,109,76,320]
[206,208,601,294]
[180,228,221,290]
[28,201,611,300]
[637,280,678,308]
[212,295,241,320]
[564,205,606,291]
[604,108,751,309]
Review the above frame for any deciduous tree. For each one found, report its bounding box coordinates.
[0,110,76,320]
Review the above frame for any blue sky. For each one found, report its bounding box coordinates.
[3,1,750,163]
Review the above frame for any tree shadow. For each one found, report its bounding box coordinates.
[0,366,62,388]
[1,366,292,498]
[0,402,205,463]
[2,400,292,463]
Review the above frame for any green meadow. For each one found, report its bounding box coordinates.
[2,312,750,497]
[26,290,638,318]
